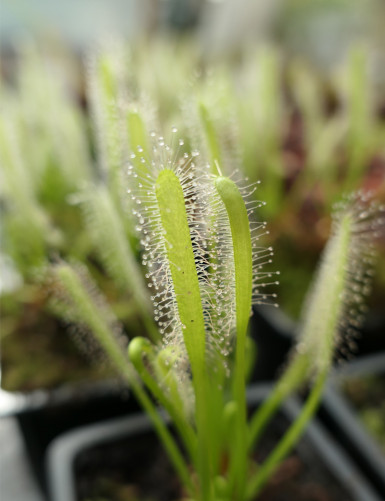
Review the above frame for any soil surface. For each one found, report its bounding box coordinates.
[74,413,353,501]
[1,294,113,392]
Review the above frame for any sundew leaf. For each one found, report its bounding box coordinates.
[0,117,39,214]
[81,184,152,312]
[199,101,223,169]
[344,47,373,190]
[155,167,212,498]
[50,261,129,374]
[180,65,240,178]
[155,168,206,377]
[214,177,253,345]
[126,109,155,190]
[127,109,150,163]
[126,132,211,376]
[297,193,384,371]
[87,47,125,188]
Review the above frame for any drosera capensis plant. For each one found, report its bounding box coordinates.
[49,124,383,500]
[1,37,384,492]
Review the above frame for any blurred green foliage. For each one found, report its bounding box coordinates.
[1,38,384,391]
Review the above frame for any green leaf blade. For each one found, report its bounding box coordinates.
[214,176,253,342]
[155,169,206,374]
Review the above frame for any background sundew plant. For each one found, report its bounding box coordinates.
[0,45,159,390]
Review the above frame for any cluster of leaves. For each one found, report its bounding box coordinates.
[0,41,383,369]
[78,39,385,318]
[1,39,384,500]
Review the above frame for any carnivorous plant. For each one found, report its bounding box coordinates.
[52,126,383,500]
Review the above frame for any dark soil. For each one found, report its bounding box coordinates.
[0,280,140,393]
[0,292,113,392]
[74,413,353,501]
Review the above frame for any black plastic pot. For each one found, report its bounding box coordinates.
[321,353,385,498]
[356,313,385,355]
[252,305,385,380]
[46,384,381,501]
[250,305,295,381]
[0,379,140,497]
[252,308,385,498]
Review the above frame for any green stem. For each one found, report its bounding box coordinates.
[248,354,310,450]
[246,370,327,500]
[124,367,196,497]
[55,264,194,496]
[129,337,197,460]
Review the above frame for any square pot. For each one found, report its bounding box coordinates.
[0,380,140,496]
